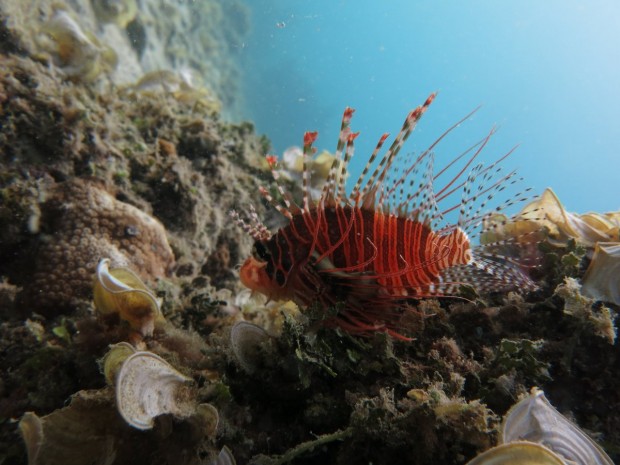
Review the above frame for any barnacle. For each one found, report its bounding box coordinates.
[466,387,614,464]
[465,442,565,465]
[233,289,300,335]
[230,321,272,374]
[37,9,117,82]
[500,388,614,465]
[581,242,620,305]
[101,341,136,385]
[115,350,204,430]
[93,258,164,337]
[92,0,138,28]
[209,446,236,465]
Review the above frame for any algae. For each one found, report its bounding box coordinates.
[0,1,618,464]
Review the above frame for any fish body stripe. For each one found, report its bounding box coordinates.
[237,96,537,339]
[270,207,459,296]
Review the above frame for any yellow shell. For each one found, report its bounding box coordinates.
[93,258,163,336]
[311,150,339,180]
[465,442,566,465]
[101,342,137,385]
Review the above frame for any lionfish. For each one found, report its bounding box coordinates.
[232,94,537,340]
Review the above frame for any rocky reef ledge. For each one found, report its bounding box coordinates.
[1,2,619,465]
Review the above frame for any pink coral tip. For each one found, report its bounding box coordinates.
[265,154,278,168]
[303,131,319,146]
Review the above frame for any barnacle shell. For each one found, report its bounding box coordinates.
[465,442,566,465]
[93,258,164,336]
[101,342,136,385]
[230,321,271,374]
[209,446,236,465]
[18,412,43,465]
[192,403,220,438]
[500,388,614,465]
[581,242,620,305]
[115,351,195,430]
[489,188,620,248]
[38,10,117,81]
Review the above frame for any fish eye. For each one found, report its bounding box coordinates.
[253,241,271,260]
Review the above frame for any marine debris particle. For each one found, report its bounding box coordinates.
[233,94,539,340]
[25,179,174,311]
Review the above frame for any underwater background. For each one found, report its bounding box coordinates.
[0,0,619,464]
[241,0,620,214]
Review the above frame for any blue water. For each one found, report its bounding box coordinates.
[239,0,620,215]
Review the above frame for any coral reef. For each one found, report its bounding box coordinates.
[24,180,174,313]
[0,2,618,464]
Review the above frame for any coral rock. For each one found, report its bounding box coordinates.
[24,179,174,312]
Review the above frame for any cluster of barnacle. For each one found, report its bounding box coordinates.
[18,258,235,465]
[466,388,613,465]
[484,188,620,305]
[121,69,222,114]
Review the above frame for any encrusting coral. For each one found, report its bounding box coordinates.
[23,179,174,312]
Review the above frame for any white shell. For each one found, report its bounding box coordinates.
[116,351,194,430]
[582,242,620,305]
[501,388,614,465]
[230,321,270,374]
[209,446,236,465]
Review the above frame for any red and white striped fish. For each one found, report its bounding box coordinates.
[232,94,537,340]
